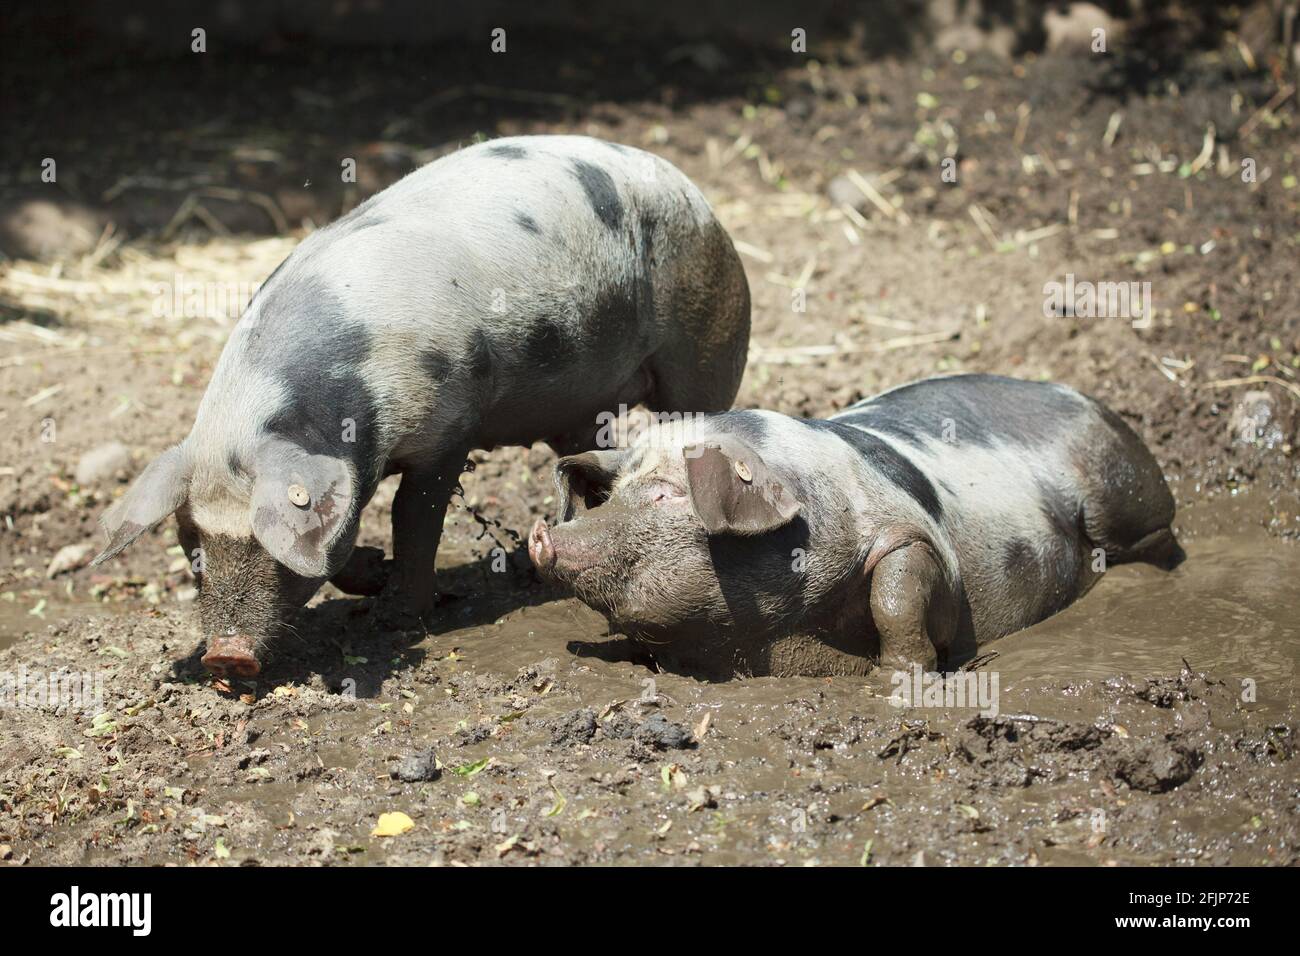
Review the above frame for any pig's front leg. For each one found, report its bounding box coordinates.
[388,453,467,621]
[868,543,958,672]
[329,546,390,596]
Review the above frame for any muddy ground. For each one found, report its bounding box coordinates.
[1,33,1298,865]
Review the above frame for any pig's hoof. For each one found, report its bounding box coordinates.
[406,591,443,623]
[528,518,556,574]
[377,582,438,627]
[202,635,262,679]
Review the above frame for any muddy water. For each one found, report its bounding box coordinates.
[993,519,1300,722]
[380,493,1300,865]
[436,494,1300,704]
[5,495,1296,698]
[0,598,110,652]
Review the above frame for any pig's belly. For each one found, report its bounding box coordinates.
[474,361,650,449]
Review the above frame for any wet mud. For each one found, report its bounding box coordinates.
[1,494,1296,866]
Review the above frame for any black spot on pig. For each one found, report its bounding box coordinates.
[837,374,1084,449]
[523,317,572,366]
[265,365,380,489]
[514,211,541,235]
[486,143,528,160]
[1002,537,1038,578]
[569,159,623,231]
[467,329,494,380]
[584,282,639,347]
[1036,477,1081,538]
[1033,479,1084,612]
[718,410,769,446]
[811,421,943,522]
[634,214,657,320]
[421,349,452,385]
[253,280,381,493]
[833,408,929,448]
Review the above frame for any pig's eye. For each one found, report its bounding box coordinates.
[648,481,686,504]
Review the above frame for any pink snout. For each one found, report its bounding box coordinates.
[202,634,262,679]
[529,518,556,573]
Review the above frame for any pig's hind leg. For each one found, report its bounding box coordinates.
[868,543,960,672]
[645,237,750,415]
[1077,409,1185,571]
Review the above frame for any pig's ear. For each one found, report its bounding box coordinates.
[554,448,627,521]
[249,441,355,578]
[92,443,191,565]
[683,441,801,536]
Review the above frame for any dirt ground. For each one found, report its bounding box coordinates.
[1,34,1298,865]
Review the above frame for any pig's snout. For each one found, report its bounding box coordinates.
[201,634,262,679]
[529,519,556,573]
[530,517,605,581]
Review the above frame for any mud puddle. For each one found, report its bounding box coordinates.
[422,494,1300,713]
[991,495,1300,723]
[0,598,114,653]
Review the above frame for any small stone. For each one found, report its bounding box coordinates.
[46,541,96,578]
[393,748,441,782]
[785,97,814,121]
[1113,741,1198,793]
[0,844,11,860]
[0,196,110,261]
[826,175,867,212]
[175,585,199,603]
[75,442,131,486]
[1228,390,1283,448]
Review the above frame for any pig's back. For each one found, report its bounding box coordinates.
[832,373,1090,449]
[364,135,718,237]
[199,136,736,464]
[294,135,718,311]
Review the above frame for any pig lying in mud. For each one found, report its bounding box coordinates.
[92,135,750,679]
[529,374,1183,679]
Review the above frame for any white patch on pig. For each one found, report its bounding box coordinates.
[185,360,287,538]
[189,489,255,538]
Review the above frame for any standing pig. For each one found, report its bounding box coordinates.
[529,374,1183,679]
[92,136,750,678]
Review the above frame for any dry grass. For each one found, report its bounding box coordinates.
[0,235,296,368]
